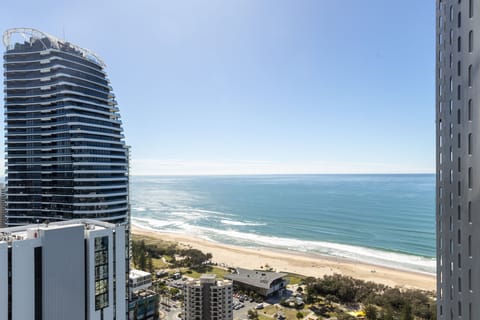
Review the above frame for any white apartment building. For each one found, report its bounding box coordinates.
[0,219,127,320]
[183,274,233,320]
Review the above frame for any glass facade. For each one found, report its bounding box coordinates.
[3,28,129,226]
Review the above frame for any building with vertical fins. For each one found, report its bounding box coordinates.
[2,28,129,226]
[437,1,478,319]
[183,274,233,320]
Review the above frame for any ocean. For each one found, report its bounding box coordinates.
[130,174,436,274]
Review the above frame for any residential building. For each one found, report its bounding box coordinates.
[0,184,5,227]
[0,219,127,320]
[2,28,129,226]
[128,270,159,320]
[225,268,288,297]
[128,289,159,320]
[183,274,233,320]
[129,269,153,295]
[436,1,480,319]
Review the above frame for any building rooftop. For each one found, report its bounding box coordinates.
[130,269,151,279]
[0,219,116,243]
[225,268,287,289]
[3,27,105,66]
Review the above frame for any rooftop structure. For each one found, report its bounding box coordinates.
[225,268,288,297]
[2,28,129,226]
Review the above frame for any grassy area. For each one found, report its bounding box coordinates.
[131,233,179,249]
[183,266,230,279]
[152,257,169,269]
[284,273,306,285]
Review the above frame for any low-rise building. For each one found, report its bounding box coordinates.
[129,269,153,295]
[128,289,159,320]
[0,219,127,320]
[225,268,288,297]
[183,274,233,320]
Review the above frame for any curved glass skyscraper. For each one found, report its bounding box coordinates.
[3,28,129,226]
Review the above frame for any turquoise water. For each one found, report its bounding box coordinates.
[130,174,436,274]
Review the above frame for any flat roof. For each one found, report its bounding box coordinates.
[225,268,287,289]
[130,269,151,279]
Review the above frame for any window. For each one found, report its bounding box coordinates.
[458,11,462,27]
[469,167,473,189]
[458,229,462,244]
[470,0,474,18]
[458,109,461,124]
[468,201,472,223]
[469,64,473,87]
[469,30,474,52]
[468,235,472,257]
[458,180,462,196]
[458,205,462,220]
[468,133,472,154]
[468,99,472,121]
[458,84,462,100]
[458,60,462,76]
[450,76,454,91]
[458,156,461,172]
[458,133,461,148]
[459,253,462,268]
[459,277,462,292]
[451,5,454,21]
[469,269,472,290]
[459,36,462,52]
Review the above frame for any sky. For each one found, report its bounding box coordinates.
[1,0,435,175]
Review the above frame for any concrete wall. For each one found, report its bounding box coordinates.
[11,238,39,320]
[437,0,480,318]
[40,225,85,320]
[115,225,126,319]
[0,242,7,320]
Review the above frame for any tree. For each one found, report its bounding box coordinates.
[365,304,377,320]
[296,286,304,293]
[400,303,414,320]
[247,309,259,320]
[296,311,304,319]
[381,306,394,320]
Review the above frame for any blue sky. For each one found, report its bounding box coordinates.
[1,0,435,175]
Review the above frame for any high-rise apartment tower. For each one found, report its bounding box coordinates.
[2,28,129,226]
[437,1,480,318]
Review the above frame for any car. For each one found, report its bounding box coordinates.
[255,303,264,310]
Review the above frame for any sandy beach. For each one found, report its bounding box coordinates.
[132,226,435,292]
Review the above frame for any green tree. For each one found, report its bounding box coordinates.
[247,309,259,320]
[296,311,304,319]
[400,303,414,320]
[365,304,377,320]
[381,306,394,320]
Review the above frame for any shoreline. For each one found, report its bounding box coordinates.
[131,225,436,292]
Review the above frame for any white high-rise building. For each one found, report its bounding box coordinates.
[0,219,127,320]
[183,274,233,320]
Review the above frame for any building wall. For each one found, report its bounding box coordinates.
[11,238,39,320]
[115,225,127,319]
[0,242,7,320]
[437,0,480,319]
[40,225,85,320]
